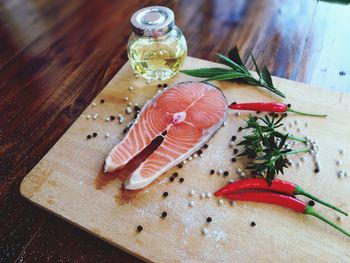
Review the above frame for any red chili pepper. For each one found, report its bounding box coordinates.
[229,102,327,118]
[225,192,350,238]
[214,178,348,216]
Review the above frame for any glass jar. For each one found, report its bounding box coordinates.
[127,6,187,81]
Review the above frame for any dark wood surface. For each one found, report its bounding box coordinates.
[0,0,349,262]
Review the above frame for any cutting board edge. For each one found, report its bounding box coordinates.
[19,186,154,263]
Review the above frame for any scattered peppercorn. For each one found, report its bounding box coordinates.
[256,111,261,114]
[161,211,167,218]
[210,169,215,174]
[206,217,212,223]
[203,144,209,149]
[232,102,237,105]
[163,83,168,88]
[161,130,167,136]
[231,157,237,162]
[100,99,105,103]
[339,71,346,76]
[157,84,162,88]
[231,136,236,141]
[110,115,115,121]
[162,192,168,197]
[223,171,229,176]
[87,135,92,139]
[314,168,320,173]
[287,103,291,108]
[238,127,243,132]
[308,200,315,207]
[173,172,178,177]
[179,178,184,183]
[169,177,175,182]
[250,222,256,227]
[197,149,203,155]
[233,149,239,154]
[92,132,97,137]
[137,225,143,232]
[178,164,183,168]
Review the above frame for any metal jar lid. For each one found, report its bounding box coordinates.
[130,6,175,37]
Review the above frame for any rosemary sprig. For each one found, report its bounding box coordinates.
[180,46,285,98]
[237,114,310,184]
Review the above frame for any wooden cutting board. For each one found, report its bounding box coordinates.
[21,57,350,262]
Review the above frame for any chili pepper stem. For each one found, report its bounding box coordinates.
[286,108,327,118]
[287,135,307,143]
[285,148,311,155]
[295,185,348,216]
[305,206,350,238]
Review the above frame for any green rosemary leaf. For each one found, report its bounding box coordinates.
[261,66,273,87]
[206,72,247,81]
[250,54,261,77]
[180,68,232,78]
[216,53,247,73]
[227,46,246,68]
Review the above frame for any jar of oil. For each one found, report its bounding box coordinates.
[128,6,187,81]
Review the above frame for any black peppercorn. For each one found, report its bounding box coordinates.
[231,136,236,141]
[233,149,239,154]
[161,211,167,218]
[206,217,212,223]
[314,168,320,173]
[137,225,143,232]
[92,132,97,137]
[87,135,92,139]
[203,144,209,149]
[232,102,237,105]
[157,84,162,88]
[238,127,243,132]
[100,99,105,103]
[197,149,203,155]
[287,103,291,108]
[179,178,184,183]
[173,172,178,177]
[223,171,229,176]
[110,115,115,121]
[178,164,183,168]
[162,192,168,197]
[163,83,168,88]
[250,222,256,227]
[210,169,215,174]
[231,157,237,162]
[169,177,175,182]
[308,200,315,207]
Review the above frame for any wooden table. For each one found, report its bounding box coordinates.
[0,0,349,262]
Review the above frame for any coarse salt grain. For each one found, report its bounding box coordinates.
[200,192,205,199]
[193,153,198,159]
[206,192,212,198]
[124,96,129,101]
[235,112,240,117]
[228,178,235,183]
[217,169,223,175]
[236,168,242,173]
[189,190,195,196]
[92,102,96,107]
[229,141,235,147]
[223,121,227,126]
[86,115,91,119]
[189,201,195,207]
[336,160,342,166]
[188,156,193,161]
[129,86,134,91]
[105,132,110,138]
[146,79,151,84]
[202,228,208,235]
[105,117,110,122]
[218,199,224,206]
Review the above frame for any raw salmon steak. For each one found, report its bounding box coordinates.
[104,81,228,190]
